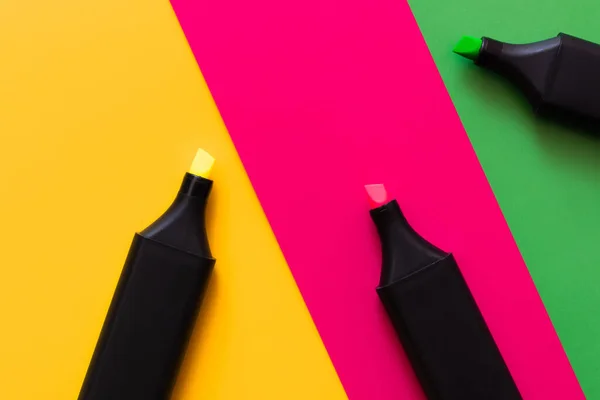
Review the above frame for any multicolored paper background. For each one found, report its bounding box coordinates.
[408,2,600,397]
[0,0,598,398]
[0,1,344,398]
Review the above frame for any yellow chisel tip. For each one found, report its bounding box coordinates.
[189,148,215,179]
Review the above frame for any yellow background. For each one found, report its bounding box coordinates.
[0,0,346,398]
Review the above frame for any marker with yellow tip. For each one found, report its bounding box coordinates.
[79,149,216,400]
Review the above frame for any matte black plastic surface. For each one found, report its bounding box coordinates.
[544,34,600,119]
[79,173,215,400]
[370,200,446,286]
[371,200,521,400]
[477,33,600,121]
[79,235,214,400]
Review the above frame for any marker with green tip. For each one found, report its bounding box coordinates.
[452,33,600,123]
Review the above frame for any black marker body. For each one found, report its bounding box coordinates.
[477,33,600,121]
[371,200,521,400]
[78,173,215,400]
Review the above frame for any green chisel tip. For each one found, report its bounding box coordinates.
[453,36,483,60]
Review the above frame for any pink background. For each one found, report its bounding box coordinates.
[170,0,584,398]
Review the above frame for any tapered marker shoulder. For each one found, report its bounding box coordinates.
[365,184,447,285]
[454,33,600,122]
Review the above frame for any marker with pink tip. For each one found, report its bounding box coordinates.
[366,184,521,400]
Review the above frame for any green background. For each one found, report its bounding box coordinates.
[408,1,600,397]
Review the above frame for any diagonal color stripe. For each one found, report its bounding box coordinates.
[409,0,600,397]
[170,0,584,398]
[0,0,346,398]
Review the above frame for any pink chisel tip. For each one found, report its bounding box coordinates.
[365,184,389,209]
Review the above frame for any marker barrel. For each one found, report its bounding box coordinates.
[78,234,214,400]
[377,255,521,400]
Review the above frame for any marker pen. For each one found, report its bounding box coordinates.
[78,149,216,400]
[366,184,521,400]
[453,34,600,122]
